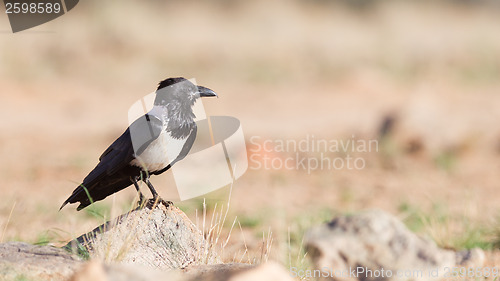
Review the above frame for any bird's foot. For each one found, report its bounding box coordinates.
[146,196,173,209]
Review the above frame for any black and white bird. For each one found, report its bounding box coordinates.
[60,77,217,211]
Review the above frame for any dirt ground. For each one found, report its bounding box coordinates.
[0,0,499,270]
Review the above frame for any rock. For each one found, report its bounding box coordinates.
[305,209,485,281]
[2,201,261,281]
[183,263,254,280]
[224,261,294,281]
[66,200,220,269]
[183,261,293,281]
[68,261,107,281]
[0,241,82,281]
[68,261,292,281]
[69,260,184,281]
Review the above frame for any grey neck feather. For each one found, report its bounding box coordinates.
[148,104,196,140]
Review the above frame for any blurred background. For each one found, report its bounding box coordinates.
[0,0,499,267]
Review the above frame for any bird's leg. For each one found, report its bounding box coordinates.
[144,177,172,207]
[131,176,146,206]
[144,177,159,198]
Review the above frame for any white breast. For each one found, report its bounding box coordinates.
[130,130,187,172]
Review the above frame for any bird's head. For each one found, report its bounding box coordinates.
[154,77,217,107]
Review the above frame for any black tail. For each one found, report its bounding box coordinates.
[59,183,94,211]
[60,175,135,211]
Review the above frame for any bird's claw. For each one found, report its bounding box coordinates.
[146,196,173,209]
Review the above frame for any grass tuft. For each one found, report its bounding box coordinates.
[399,202,497,250]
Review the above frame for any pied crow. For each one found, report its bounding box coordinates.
[60,77,217,210]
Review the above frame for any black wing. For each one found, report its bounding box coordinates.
[60,114,163,210]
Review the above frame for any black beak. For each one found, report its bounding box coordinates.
[197,86,218,98]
